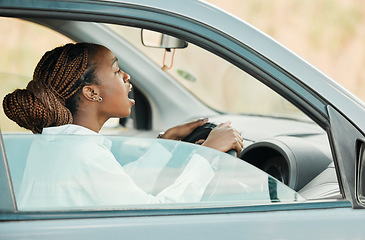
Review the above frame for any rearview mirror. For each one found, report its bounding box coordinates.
[141,29,188,49]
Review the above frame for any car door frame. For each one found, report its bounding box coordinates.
[0,0,365,225]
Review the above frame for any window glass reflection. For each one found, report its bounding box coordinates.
[3,134,303,211]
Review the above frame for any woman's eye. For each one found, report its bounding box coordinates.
[115,68,122,75]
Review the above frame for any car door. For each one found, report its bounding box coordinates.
[1,0,365,239]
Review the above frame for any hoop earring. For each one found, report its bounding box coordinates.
[98,97,103,102]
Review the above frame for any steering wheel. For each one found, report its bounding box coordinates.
[181,122,237,157]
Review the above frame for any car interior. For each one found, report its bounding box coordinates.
[0,16,343,211]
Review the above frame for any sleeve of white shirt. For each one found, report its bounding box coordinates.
[122,142,173,193]
[18,138,215,210]
[82,143,215,206]
[155,153,215,202]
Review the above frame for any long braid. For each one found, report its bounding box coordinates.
[58,49,88,99]
[2,43,100,134]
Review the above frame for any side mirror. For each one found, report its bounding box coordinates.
[141,29,188,49]
[356,138,365,207]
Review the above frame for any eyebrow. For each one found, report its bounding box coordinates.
[111,57,118,66]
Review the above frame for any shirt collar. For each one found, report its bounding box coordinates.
[42,124,112,150]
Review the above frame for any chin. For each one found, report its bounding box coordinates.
[120,110,131,118]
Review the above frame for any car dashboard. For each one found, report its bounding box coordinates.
[208,114,339,199]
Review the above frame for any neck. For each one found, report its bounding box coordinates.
[72,109,107,133]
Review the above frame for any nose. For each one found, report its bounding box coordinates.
[123,72,130,83]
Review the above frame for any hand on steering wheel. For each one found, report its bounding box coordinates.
[202,122,243,154]
[161,118,209,140]
[180,121,243,156]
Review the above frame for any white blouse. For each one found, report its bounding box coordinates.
[18,124,214,210]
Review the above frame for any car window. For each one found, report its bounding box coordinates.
[3,134,303,211]
[0,18,73,133]
[102,24,340,199]
[0,18,341,214]
[105,24,311,122]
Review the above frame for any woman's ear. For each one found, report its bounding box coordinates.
[81,85,100,102]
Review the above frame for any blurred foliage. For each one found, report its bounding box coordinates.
[207,0,365,99]
[1,1,365,131]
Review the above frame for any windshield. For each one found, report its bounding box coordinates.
[3,134,303,211]
[105,24,311,121]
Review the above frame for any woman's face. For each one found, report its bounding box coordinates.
[93,46,135,119]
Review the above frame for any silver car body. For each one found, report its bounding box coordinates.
[1,0,365,239]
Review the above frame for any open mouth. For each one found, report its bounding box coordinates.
[128,84,135,104]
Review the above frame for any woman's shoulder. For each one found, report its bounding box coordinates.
[30,125,112,160]
[41,124,111,150]
[42,124,98,135]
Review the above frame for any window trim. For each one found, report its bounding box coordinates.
[0,201,351,221]
[0,130,17,212]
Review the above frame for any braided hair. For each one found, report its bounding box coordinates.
[2,43,100,134]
